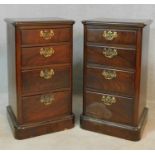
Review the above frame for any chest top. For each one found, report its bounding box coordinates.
[82,18,152,27]
[5,17,75,26]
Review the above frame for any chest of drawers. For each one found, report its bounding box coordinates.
[6,18,74,139]
[80,19,151,141]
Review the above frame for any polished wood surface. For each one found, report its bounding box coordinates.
[86,45,136,69]
[6,18,74,139]
[81,108,148,141]
[86,66,134,97]
[6,22,17,117]
[87,28,137,45]
[81,19,151,141]
[85,91,133,124]
[5,18,75,26]
[22,65,71,95]
[7,106,74,140]
[22,91,71,123]
[22,44,71,68]
[21,28,71,45]
[138,26,150,122]
[82,18,151,27]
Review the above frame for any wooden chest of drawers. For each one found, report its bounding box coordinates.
[6,18,74,139]
[80,19,151,141]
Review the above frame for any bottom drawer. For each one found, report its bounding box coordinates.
[22,91,71,123]
[84,91,134,125]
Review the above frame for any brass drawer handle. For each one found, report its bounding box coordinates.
[101,95,116,106]
[103,48,118,58]
[40,47,55,58]
[40,29,54,40]
[102,30,118,41]
[40,95,54,106]
[102,70,116,80]
[40,69,54,79]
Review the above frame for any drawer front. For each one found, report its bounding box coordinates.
[86,67,135,97]
[87,28,137,45]
[22,65,71,95]
[22,44,71,68]
[22,91,71,123]
[21,28,71,45]
[85,91,133,124]
[87,46,136,69]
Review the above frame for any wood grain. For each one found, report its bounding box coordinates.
[84,91,134,125]
[86,45,136,69]
[87,28,137,45]
[22,64,71,95]
[86,66,135,97]
[22,44,71,68]
[81,19,151,141]
[6,19,74,139]
[22,91,71,123]
[21,28,71,45]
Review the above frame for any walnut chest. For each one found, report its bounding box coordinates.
[80,19,151,141]
[6,18,74,139]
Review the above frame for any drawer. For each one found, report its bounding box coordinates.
[22,91,71,123]
[22,65,71,95]
[86,45,136,69]
[86,67,135,97]
[22,44,71,68]
[21,28,71,45]
[87,28,137,45]
[84,91,133,124]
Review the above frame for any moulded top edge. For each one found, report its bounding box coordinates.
[4,18,75,26]
[82,18,152,27]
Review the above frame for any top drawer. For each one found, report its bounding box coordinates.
[87,28,137,46]
[21,28,71,45]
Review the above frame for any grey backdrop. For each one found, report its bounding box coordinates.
[0,4,155,104]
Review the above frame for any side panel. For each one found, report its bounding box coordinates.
[7,23,17,117]
[83,25,88,114]
[134,26,149,125]
[138,26,150,121]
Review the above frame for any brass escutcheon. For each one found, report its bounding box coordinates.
[102,70,117,80]
[40,94,54,106]
[40,29,54,40]
[102,30,118,40]
[103,48,118,58]
[40,69,54,80]
[40,47,55,58]
[101,95,116,106]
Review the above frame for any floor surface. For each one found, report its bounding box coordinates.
[0,93,155,150]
